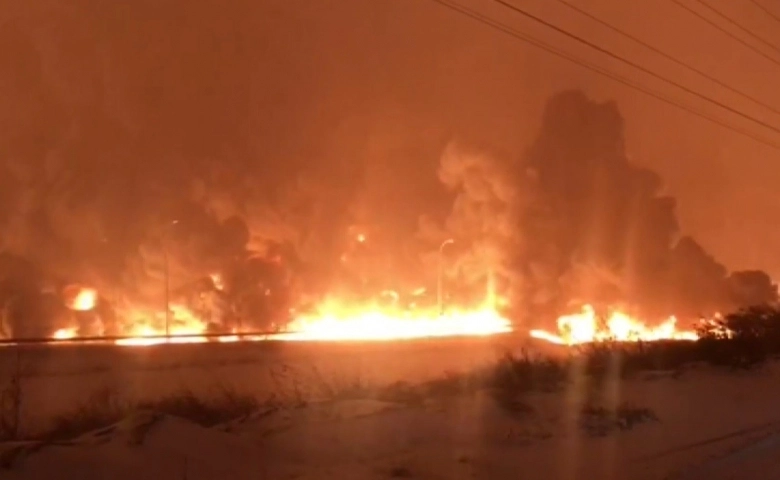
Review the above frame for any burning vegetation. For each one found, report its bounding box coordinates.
[530,304,698,345]
[0,91,775,346]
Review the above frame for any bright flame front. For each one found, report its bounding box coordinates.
[530,304,698,345]
[40,290,512,346]
[113,304,210,346]
[278,299,512,341]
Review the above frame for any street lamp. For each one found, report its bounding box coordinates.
[437,238,455,316]
[163,220,179,338]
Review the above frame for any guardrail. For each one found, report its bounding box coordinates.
[0,329,286,346]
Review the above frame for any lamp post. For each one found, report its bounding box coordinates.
[437,238,455,316]
[163,220,179,338]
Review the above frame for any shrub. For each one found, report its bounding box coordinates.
[45,387,126,441]
[137,386,259,427]
[488,350,567,395]
[42,385,260,442]
[577,339,704,379]
[697,305,780,368]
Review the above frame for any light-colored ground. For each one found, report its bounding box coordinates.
[2,334,540,429]
[4,353,780,479]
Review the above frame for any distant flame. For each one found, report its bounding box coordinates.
[277,281,510,342]
[52,327,78,340]
[279,304,510,341]
[209,273,225,291]
[63,286,97,311]
[113,303,210,346]
[530,304,698,345]
[39,267,513,346]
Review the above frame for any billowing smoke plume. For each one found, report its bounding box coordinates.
[0,6,379,338]
[425,91,778,326]
[0,25,775,345]
[514,91,777,322]
[417,143,522,309]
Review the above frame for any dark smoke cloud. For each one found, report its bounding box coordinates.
[515,91,778,322]
[417,143,522,308]
[0,2,382,336]
[0,0,776,338]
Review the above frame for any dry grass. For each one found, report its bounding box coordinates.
[41,385,261,442]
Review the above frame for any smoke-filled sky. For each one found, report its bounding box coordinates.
[2,0,780,305]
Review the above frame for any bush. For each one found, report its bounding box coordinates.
[45,387,126,441]
[42,385,260,442]
[489,350,567,395]
[137,386,259,427]
[577,340,704,379]
[697,305,780,368]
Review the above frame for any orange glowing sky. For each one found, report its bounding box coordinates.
[2,0,778,278]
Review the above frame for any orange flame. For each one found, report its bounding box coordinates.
[113,304,210,346]
[40,283,512,346]
[63,286,98,311]
[277,297,511,341]
[52,327,78,340]
[530,304,698,345]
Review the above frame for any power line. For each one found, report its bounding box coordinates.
[749,0,780,24]
[672,0,780,66]
[692,0,780,54]
[428,0,780,150]
[555,0,780,116]
[491,0,780,136]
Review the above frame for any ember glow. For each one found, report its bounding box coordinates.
[52,327,78,340]
[63,286,98,311]
[530,304,699,345]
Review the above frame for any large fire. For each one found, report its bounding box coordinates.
[20,287,702,348]
[33,284,511,346]
[118,286,511,345]
[276,297,511,341]
[529,304,699,345]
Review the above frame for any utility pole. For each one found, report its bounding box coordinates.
[437,238,455,316]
